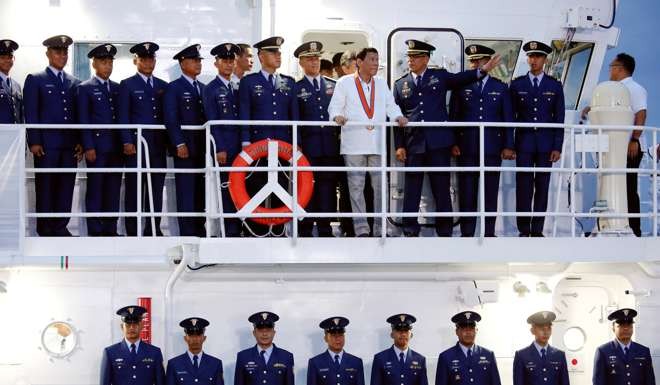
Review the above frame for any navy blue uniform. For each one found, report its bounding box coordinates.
[234,345,294,385]
[593,340,655,385]
[510,73,564,235]
[449,76,513,236]
[118,73,168,236]
[0,76,23,123]
[371,348,428,385]
[100,341,165,385]
[238,72,299,143]
[24,68,81,236]
[512,344,569,385]
[295,76,339,236]
[307,351,364,385]
[166,352,224,385]
[238,72,299,236]
[164,76,207,236]
[77,77,121,235]
[393,68,480,236]
[203,76,241,236]
[435,343,501,385]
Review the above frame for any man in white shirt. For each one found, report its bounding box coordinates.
[328,47,408,237]
[582,53,648,236]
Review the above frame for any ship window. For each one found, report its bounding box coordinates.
[547,41,595,110]
[464,39,522,83]
[73,42,138,81]
[297,31,369,79]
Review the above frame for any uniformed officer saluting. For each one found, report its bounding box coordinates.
[24,35,82,237]
[203,42,243,237]
[164,44,207,236]
[510,41,565,237]
[0,39,23,124]
[294,41,339,237]
[234,312,295,385]
[78,43,122,236]
[449,44,514,237]
[166,317,224,385]
[593,308,655,385]
[307,317,365,385]
[512,311,569,385]
[238,37,299,237]
[119,42,169,237]
[100,305,165,385]
[371,314,428,385]
[393,40,500,237]
[435,311,501,385]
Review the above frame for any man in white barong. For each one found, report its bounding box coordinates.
[328,47,408,237]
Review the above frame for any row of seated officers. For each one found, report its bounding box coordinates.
[0,34,565,238]
[101,306,655,385]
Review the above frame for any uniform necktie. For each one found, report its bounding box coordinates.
[467,348,472,359]
[130,343,137,357]
[58,71,64,85]
[334,354,340,368]
[260,349,267,365]
[624,347,629,357]
[147,77,153,89]
[313,77,319,92]
[481,79,487,92]
[415,74,420,87]
[533,77,539,89]
[541,348,546,360]
[398,352,405,366]
[268,74,274,88]
[193,80,200,96]
[193,354,199,369]
[103,81,109,93]
[5,77,11,93]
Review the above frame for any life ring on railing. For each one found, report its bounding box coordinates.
[229,139,314,226]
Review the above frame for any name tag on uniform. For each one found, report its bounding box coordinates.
[517,91,528,95]
[273,363,287,368]
[133,90,145,94]
[177,371,189,374]
[542,91,555,96]
[319,368,329,372]
[488,92,501,96]
[183,92,191,96]
[427,76,439,86]
[345,368,357,372]
[143,358,154,363]
[115,358,124,362]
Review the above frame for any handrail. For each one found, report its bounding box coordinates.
[9,119,660,239]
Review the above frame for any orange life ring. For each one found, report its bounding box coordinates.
[229,139,314,226]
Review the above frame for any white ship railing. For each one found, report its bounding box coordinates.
[9,120,660,243]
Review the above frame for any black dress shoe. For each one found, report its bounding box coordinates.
[357,233,370,237]
[404,231,419,237]
[519,233,530,237]
[531,232,544,237]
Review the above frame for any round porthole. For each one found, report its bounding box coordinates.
[41,321,78,358]
[562,326,586,352]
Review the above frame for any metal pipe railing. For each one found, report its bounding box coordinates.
[10,120,660,239]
